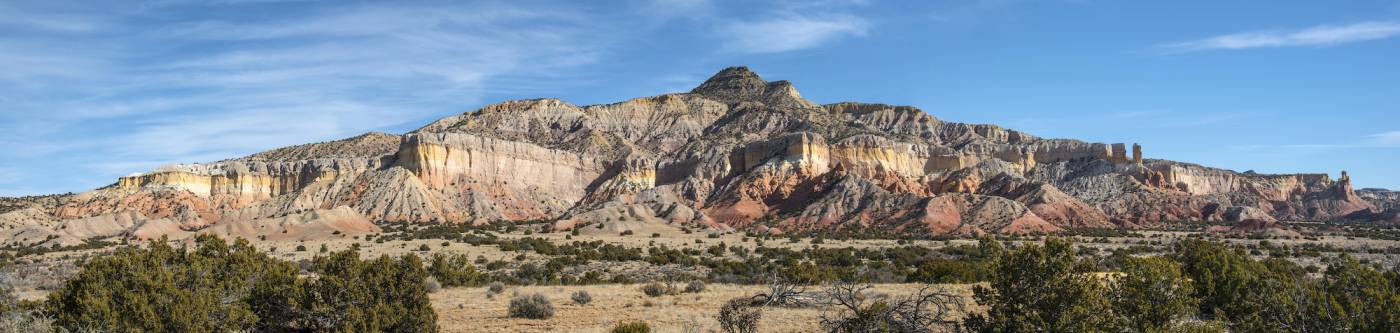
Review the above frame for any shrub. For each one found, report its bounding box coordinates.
[295,244,307,252]
[964,238,1115,332]
[640,282,675,297]
[571,290,593,305]
[423,276,442,293]
[1168,321,1229,333]
[0,278,16,314]
[487,282,506,295]
[610,321,650,333]
[1110,256,1196,332]
[418,244,431,251]
[685,280,706,293]
[717,298,762,333]
[0,310,63,333]
[428,253,484,287]
[46,236,438,332]
[508,294,554,319]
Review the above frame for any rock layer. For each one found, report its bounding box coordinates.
[4,66,1396,246]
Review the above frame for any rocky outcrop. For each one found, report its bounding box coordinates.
[4,66,1393,245]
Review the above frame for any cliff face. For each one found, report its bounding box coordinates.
[4,66,1394,246]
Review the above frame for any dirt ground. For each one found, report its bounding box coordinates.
[429,283,975,333]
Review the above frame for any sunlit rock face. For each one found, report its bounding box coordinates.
[7,66,1394,246]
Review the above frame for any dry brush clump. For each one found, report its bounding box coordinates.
[423,276,442,293]
[685,280,707,293]
[749,278,822,308]
[0,311,64,333]
[640,282,676,297]
[571,290,593,305]
[819,282,965,333]
[508,293,555,319]
[716,298,762,333]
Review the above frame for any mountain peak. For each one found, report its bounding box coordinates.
[690,66,815,108]
[691,66,767,96]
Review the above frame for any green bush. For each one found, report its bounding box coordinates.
[45,235,437,332]
[609,321,650,333]
[964,238,1115,332]
[1109,256,1196,331]
[428,253,483,287]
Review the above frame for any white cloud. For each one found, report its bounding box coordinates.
[1369,131,1400,146]
[1159,21,1400,53]
[720,14,869,53]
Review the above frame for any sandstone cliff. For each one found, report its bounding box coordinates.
[4,66,1396,246]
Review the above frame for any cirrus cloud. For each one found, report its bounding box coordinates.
[1158,21,1400,53]
[719,14,869,54]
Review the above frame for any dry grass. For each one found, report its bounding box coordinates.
[430,283,974,333]
[11,223,1400,327]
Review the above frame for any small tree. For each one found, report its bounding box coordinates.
[964,238,1117,332]
[1110,256,1196,331]
[429,253,483,287]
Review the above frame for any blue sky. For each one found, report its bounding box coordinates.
[1,0,1399,196]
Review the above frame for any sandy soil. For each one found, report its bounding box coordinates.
[430,283,975,333]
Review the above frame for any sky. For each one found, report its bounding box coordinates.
[1,0,1398,196]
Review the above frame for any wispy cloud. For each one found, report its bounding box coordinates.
[1229,130,1400,150]
[0,1,624,194]
[719,14,869,53]
[1158,21,1400,53]
[1369,131,1400,145]
[7,0,885,195]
